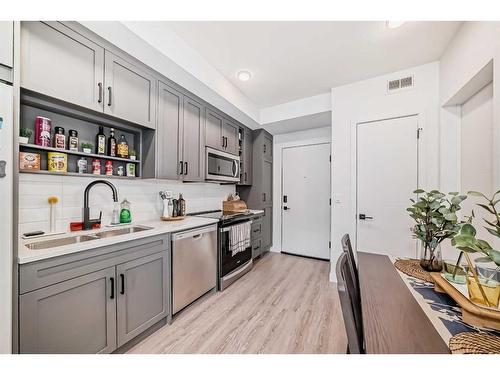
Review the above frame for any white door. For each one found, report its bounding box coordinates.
[282,143,331,260]
[356,116,419,258]
[0,83,13,353]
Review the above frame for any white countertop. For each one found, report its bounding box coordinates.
[18,216,219,264]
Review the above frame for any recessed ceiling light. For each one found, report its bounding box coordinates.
[237,70,251,82]
[386,21,405,29]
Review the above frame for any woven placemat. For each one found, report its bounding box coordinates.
[394,258,434,283]
[449,332,500,354]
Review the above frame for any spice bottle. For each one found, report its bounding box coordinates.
[92,159,101,175]
[68,130,79,151]
[54,127,66,150]
[77,157,87,174]
[117,134,129,158]
[105,160,113,176]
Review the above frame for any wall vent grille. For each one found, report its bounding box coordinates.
[387,75,414,94]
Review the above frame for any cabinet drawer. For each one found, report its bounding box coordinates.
[252,238,262,259]
[251,221,262,238]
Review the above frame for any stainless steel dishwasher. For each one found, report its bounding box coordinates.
[172,224,218,315]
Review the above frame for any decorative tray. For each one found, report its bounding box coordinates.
[430,272,500,330]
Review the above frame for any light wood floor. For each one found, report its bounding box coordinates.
[128,252,346,354]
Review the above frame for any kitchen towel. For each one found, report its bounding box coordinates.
[229,221,251,257]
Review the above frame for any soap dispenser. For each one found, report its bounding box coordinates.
[119,198,132,224]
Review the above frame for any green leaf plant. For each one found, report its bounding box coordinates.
[407,189,466,269]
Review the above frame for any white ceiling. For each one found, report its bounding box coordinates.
[164,21,462,108]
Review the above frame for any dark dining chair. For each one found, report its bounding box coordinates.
[341,233,360,302]
[336,252,364,354]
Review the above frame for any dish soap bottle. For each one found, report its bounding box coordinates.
[119,198,132,224]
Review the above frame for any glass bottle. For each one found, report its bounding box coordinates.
[108,128,117,157]
[96,125,106,155]
[117,134,129,158]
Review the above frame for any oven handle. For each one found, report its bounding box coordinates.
[220,220,253,232]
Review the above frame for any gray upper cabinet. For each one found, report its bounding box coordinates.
[182,96,205,181]
[239,127,253,185]
[21,21,105,113]
[104,51,156,129]
[262,159,273,204]
[116,252,168,347]
[19,267,117,354]
[0,21,13,68]
[263,134,273,161]
[206,109,223,150]
[222,119,239,155]
[156,82,183,179]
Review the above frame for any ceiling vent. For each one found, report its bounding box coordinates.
[387,75,414,94]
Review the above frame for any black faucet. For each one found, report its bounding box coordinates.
[83,180,118,230]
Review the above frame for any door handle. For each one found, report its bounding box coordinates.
[221,136,225,148]
[184,161,188,175]
[120,273,125,295]
[107,86,112,107]
[262,193,266,202]
[110,277,115,299]
[97,82,103,103]
[193,233,204,240]
[244,172,247,182]
[179,161,184,175]
[359,214,374,220]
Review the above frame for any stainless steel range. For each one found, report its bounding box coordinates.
[191,210,255,290]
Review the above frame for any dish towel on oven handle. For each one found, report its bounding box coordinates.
[229,221,251,257]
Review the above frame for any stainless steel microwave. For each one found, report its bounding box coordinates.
[205,147,240,183]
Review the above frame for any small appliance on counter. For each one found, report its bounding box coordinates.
[222,193,248,213]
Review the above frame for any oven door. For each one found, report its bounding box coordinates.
[219,222,252,277]
[206,147,240,182]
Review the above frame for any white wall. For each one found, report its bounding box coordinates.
[18,174,234,235]
[330,62,440,280]
[271,126,332,253]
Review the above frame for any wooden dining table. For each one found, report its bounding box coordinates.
[358,252,451,354]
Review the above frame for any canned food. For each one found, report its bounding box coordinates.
[19,152,41,170]
[47,152,67,172]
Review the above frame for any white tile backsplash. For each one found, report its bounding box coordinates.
[18,174,235,235]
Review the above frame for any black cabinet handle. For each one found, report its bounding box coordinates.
[184,162,188,175]
[244,172,247,182]
[120,274,125,295]
[359,213,374,220]
[107,86,112,107]
[221,136,225,148]
[179,161,184,175]
[97,82,103,103]
[110,277,115,299]
[263,144,266,153]
[262,193,266,202]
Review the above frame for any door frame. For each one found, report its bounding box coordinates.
[350,112,426,257]
[281,141,332,259]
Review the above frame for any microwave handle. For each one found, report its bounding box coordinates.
[232,159,238,177]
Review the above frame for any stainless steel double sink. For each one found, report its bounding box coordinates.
[25,226,153,250]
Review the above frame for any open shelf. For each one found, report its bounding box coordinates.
[20,143,141,163]
[19,169,138,180]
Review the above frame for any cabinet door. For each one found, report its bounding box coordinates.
[243,128,253,184]
[104,51,156,129]
[205,109,223,150]
[262,206,273,250]
[222,119,239,155]
[263,134,273,161]
[182,96,205,182]
[157,82,182,179]
[19,267,117,354]
[21,21,104,113]
[116,252,168,347]
[262,159,273,204]
[0,22,13,68]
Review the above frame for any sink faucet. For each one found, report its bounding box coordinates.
[83,180,118,230]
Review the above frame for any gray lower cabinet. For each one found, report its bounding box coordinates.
[18,234,170,354]
[156,83,205,181]
[116,252,168,347]
[262,206,273,251]
[21,21,105,113]
[104,51,156,129]
[251,216,263,259]
[19,267,117,354]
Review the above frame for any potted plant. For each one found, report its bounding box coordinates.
[451,190,500,307]
[129,149,137,160]
[81,142,93,154]
[19,128,32,144]
[407,189,466,271]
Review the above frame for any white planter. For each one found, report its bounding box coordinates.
[130,155,136,160]
[19,136,29,145]
[82,148,92,154]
